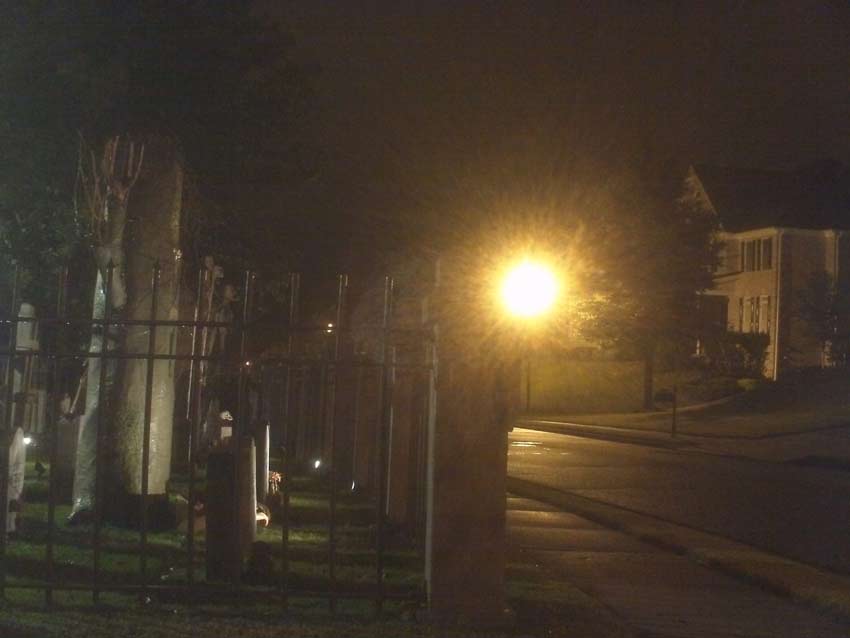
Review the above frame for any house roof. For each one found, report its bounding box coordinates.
[691,161,850,233]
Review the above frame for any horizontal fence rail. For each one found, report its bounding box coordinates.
[0,264,434,613]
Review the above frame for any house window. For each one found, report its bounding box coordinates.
[740,238,773,272]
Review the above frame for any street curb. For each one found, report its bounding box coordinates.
[519,416,850,441]
[506,476,850,625]
[514,421,688,450]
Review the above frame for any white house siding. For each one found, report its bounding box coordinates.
[711,229,780,377]
[709,228,849,378]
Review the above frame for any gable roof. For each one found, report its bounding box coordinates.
[691,161,850,233]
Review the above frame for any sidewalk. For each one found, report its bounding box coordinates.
[507,477,850,628]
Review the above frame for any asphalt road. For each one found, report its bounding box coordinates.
[508,427,850,575]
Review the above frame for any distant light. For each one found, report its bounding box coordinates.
[350,481,356,491]
[327,323,333,328]
[313,459,322,470]
[244,360,251,367]
[23,436,32,446]
[501,261,558,318]
[326,322,334,334]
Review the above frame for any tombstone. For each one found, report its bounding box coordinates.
[6,428,26,534]
[12,303,39,433]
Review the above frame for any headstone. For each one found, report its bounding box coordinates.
[13,303,38,432]
[6,428,26,534]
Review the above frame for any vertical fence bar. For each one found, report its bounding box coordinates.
[375,275,394,614]
[45,267,68,604]
[93,262,115,604]
[236,271,253,440]
[232,270,254,588]
[315,363,327,467]
[327,274,348,611]
[280,272,299,603]
[196,269,213,447]
[186,270,203,441]
[185,269,204,585]
[416,352,431,551]
[0,265,20,596]
[139,262,160,593]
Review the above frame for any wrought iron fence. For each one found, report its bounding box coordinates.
[0,263,434,611]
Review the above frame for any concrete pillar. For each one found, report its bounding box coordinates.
[206,437,256,582]
[423,345,516,625]
[54,415,79,503]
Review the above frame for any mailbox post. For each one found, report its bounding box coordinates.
[654,386,678,437]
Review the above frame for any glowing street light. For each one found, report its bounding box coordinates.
[500,260,559,318]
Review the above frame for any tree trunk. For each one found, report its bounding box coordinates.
[70,197,130,519]
[112,136,183,500]
[69,269,120,518]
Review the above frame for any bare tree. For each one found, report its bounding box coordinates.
[71,135,183,524]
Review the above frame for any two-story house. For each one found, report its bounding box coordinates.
[690,161,850,379]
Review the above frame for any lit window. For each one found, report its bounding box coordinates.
[740,238,773,272]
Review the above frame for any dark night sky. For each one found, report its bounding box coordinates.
[274,1,850,267]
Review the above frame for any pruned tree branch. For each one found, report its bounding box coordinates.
[75,134,146,248]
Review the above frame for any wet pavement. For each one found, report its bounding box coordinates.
[507,495,850,638]
[508,428,850,574]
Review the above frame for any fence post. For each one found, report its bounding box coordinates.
[0,265,20,596]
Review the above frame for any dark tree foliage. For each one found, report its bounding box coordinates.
[797,270,850,367]
[574,164,719,406]
[0,0,311,306]
[355,93,719,370]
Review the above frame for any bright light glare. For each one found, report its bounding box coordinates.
[313,459,322,470]
[501,261,558,318]
[23,436,32,446]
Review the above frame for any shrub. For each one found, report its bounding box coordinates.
[701,331,770,378]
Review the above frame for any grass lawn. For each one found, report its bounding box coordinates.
[1,461,633,637]
[1,560,633,638]
[3,459,421,606]
[528,369,850,438]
